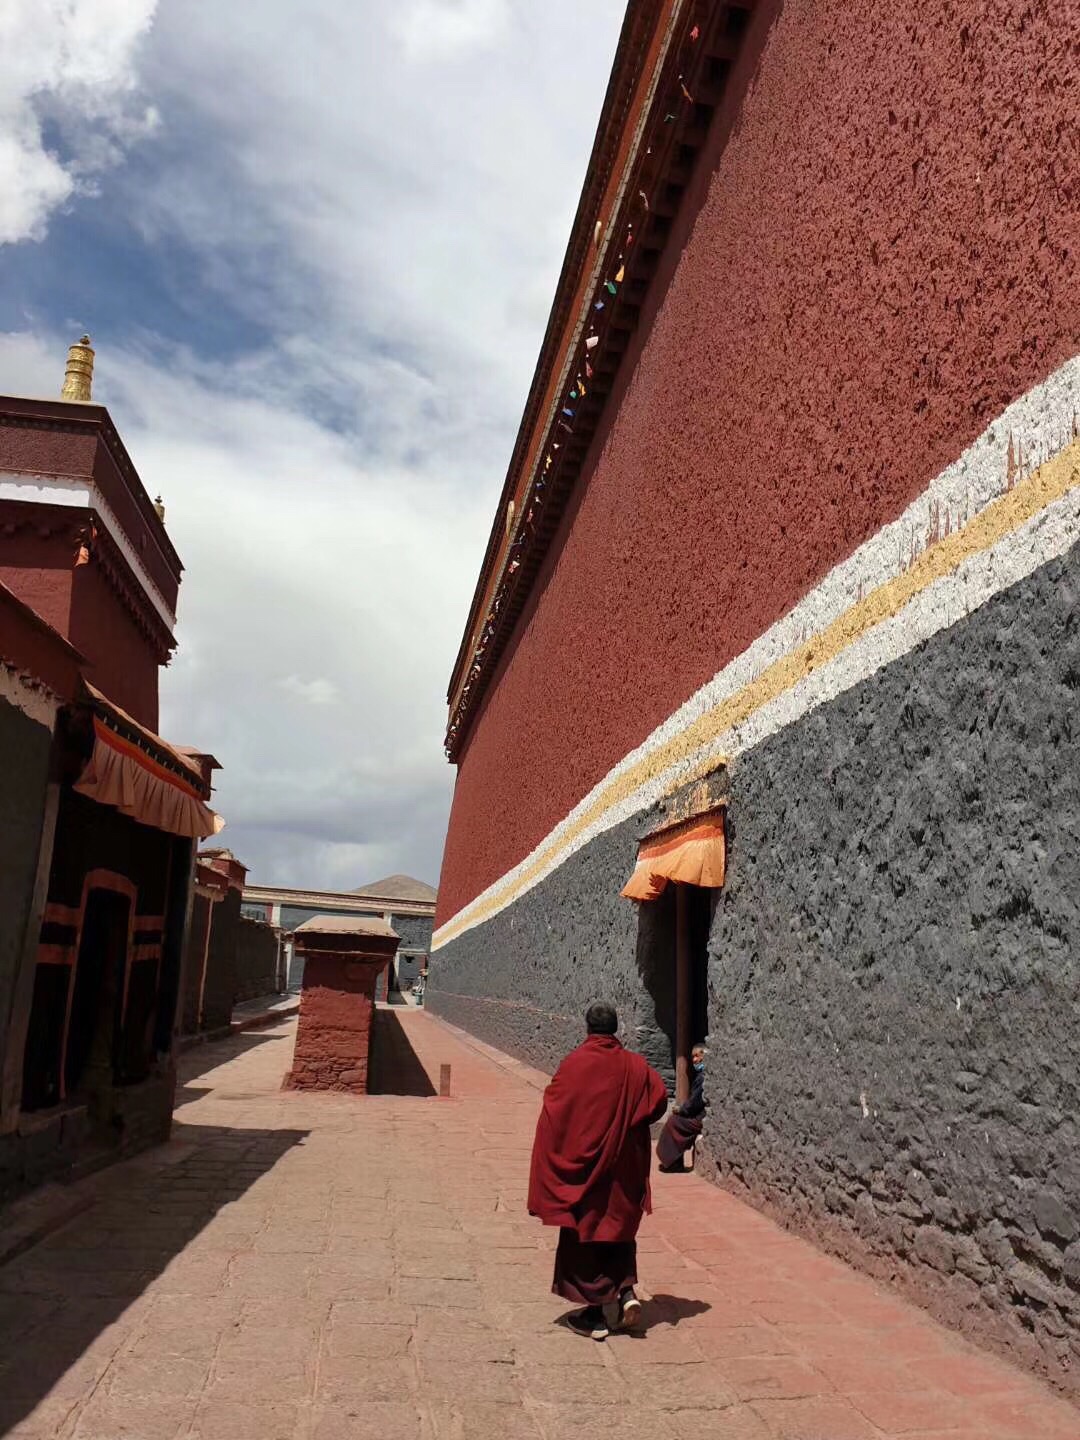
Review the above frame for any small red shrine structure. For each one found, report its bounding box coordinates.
[284,915,399,1094]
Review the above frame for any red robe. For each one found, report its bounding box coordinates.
[528,1035,668,1243]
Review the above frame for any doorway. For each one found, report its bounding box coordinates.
[65,888,131,1099]
[635,882,711,1100]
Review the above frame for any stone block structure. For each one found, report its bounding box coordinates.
[242,874,434,996]
[284,916,399,1094]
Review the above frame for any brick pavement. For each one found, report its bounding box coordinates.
[0,1009,1077,1440]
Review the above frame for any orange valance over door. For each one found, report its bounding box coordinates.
[620,813,726,902]
[74,718,224,840]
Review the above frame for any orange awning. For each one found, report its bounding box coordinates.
[620,814,726,902]
[74,716,224,840]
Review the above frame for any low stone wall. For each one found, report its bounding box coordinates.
[234,916,280,1004]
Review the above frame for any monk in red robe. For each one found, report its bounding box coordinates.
[528,1002,668,1339]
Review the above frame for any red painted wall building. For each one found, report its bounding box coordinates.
[432,0,1080,1392]
[0,344,222,1200]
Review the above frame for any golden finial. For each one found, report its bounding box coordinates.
[153,495,166,522]
[61,336,94,402]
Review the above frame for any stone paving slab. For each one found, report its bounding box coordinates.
[0,1010,1077,1439]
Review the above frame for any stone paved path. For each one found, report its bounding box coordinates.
[1,1010,1078,1440]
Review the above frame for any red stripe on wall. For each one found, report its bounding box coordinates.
[436,0,1080,926]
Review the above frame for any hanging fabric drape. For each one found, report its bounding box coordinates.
[73,693,223,841]
[620,813,726,902]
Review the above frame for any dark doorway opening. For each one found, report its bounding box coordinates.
[21,964,69,1111]
[66,888,130,1099]
[635,883,712,1101]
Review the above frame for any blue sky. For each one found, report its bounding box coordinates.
[0,0,625,889]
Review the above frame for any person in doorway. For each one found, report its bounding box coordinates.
[656,1043,707,1172]
[528,1001,668,1340]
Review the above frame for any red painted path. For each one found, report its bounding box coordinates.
[0,1009,1076,1439]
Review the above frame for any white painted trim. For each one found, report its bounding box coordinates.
[434,356,1080,950]
[0,663,58,730]
[0,472,177,630]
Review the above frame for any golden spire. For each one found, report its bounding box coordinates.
[61,336,94,402]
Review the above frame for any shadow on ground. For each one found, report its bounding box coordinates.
[174,1025,289,1088]
[368,1008,437,1097]
[0,1113,306,1435]
[634,1293,714,1332]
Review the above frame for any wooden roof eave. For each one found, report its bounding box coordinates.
[445,0,755,760]
[445,0,670,711]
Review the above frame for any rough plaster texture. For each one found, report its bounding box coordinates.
[68,558,163,731]
[234,915,280,1003]
[0,524,165,730]
[179,894,212,1035]
[387,912,434,953]
[46,789,172,914]
[437,0,1080,926]
[429,802,662,1079]
[199,889,241,1034]
[285,955,380,1094]
[432,546,1080,1391]
[703,542,1080,1393]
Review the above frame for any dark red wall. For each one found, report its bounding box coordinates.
[69,562,160,730]
[0,409,181,612]
[286,955,380,1094]
[0,530,161,729]
[0,531,76,641]
[0,420,97,481]
[437,0,1080,927]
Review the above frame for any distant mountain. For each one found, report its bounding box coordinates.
[350,874,437,904]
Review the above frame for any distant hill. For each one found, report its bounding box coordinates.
[350,874,437,904]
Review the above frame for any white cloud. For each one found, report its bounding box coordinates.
[0,0,626,889]
[0,0,159,244]
[392,0,509,60]
[278,676,340,707]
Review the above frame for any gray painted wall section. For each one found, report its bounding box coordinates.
[428,802,664,1077]
[390,913,434,953]
[429,544,1080,1388]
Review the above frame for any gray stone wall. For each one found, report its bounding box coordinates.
[179,894,212,1035]
[428,804,669,1077]
[430,545,1080,1390]
[701,542,1080,1389]
[200,889,241,1033]
[387,912,433,953]
[234,915,280,1003]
